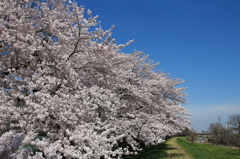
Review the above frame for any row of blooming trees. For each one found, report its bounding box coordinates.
[0,0,190,158]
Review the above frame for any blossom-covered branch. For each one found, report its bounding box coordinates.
[0,0,190,158]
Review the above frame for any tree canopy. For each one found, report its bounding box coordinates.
[0,0,190,158]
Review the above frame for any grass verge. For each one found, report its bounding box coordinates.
[176,137,240,159]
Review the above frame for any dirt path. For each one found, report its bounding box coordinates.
[166,137,192,159]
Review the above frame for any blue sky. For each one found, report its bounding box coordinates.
[77,0,240,131]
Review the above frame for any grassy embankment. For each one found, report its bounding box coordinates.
[177,137,240,159]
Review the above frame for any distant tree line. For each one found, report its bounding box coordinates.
[177,114,240,148]
[208,114,240,149]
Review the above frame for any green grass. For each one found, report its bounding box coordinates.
[122,139,169,159]
[176,137,240,159]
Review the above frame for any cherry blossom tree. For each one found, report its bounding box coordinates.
[0,0,190,158]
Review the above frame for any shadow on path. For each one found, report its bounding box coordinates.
[123,139,188,159]
[165,147,186,158]
[123,138,191,159]
[123,140,169,159]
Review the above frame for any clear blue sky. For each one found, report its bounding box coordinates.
[77,0,240,131]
